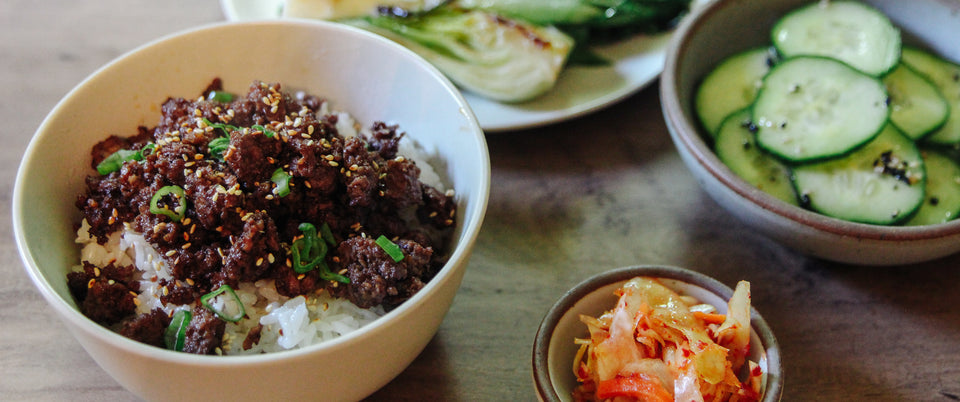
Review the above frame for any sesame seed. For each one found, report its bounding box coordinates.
[181,243,192,249]
[186,278,195,286]
[87,278,95,288]
[165,250,177,257]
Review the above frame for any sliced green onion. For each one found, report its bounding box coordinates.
[251,124,276,138]
[291,223,349,283]
[202,118,239,137]
[207,90,235,103]
[150,185,187,222]
[291,223,326,273]
[164,309,192,352]
[95,142,156,175]
[271,168,291,198]
[200,285,245,322]
[96,149,138,175]
[376,235,404,262]
[319,222,336,246]
[140,142,157,157]
[317,260,349,284]
[208,137,230,161]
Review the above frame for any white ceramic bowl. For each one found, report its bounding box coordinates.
[533,265,783,401]
[14,20,489,401]
[661,0,960,265]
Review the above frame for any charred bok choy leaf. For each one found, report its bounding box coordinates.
[344,7,574,103]
[454,0,693,65]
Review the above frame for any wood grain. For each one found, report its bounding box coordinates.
[2,1,959,401]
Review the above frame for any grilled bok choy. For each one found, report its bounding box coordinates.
[347,7,574,103]
[285,0,692,102]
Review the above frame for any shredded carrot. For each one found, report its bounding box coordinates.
[693,311,727,325]
[596,374,673,402]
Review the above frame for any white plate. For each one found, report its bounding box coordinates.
[219,0,676,132]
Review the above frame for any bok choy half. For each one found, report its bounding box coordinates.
[346,7,574,103]
[326,0,693,102]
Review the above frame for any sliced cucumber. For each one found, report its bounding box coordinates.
[771,0,900,76]
[884,62,950,140]
[901,47,960,145]
[714,108,797,205]
[754,56,889,163]
[695,47,775,136]
[792,124,925,225]
[903,149,960,226]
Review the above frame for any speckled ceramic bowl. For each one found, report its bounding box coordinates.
[14,20,489,401]
[661,0,960,265]
[533,265,783,401]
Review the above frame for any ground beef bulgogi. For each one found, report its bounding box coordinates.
[69,79,457,354]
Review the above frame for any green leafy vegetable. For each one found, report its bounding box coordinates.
[454,0,693,64]
[150,185,187,222]
[375,235,405,262]
[164,309,192,351]
[200,285,246,322]
[347,7,575,102]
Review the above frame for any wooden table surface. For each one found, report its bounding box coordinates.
[2,1,959,401]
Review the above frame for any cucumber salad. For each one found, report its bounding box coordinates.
[695,0,960,226]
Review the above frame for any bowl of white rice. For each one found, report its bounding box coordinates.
[14,20,489,401]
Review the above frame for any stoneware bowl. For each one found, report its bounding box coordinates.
[13,20,489,401]
[661,0,960,265]
[533,265,783,401]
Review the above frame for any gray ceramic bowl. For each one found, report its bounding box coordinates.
[533,265,783,401]
[661,0,960,265]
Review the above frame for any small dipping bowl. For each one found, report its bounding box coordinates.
[533,265,783,401]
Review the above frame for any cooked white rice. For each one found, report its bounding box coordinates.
[75,220,386,355]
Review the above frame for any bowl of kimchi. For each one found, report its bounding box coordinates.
[532,265,783,401]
